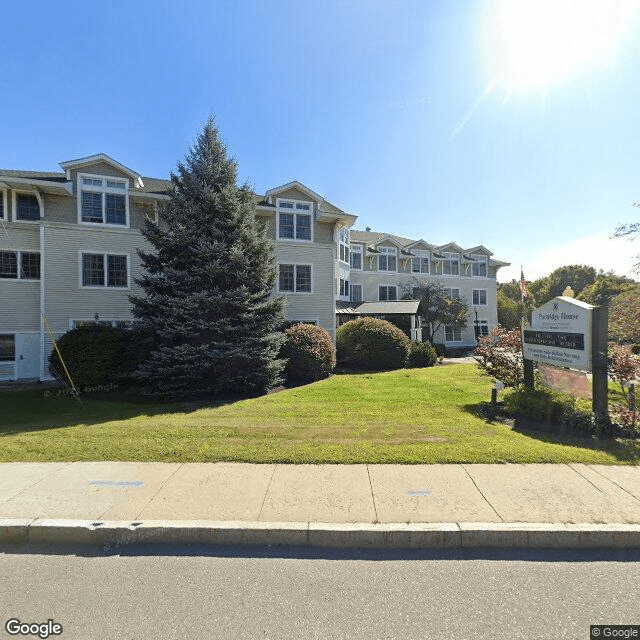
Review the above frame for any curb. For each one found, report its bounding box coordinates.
[2,519,640,550]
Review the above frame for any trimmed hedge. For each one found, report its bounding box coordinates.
[407,341,438,368]
[281,323,336,383]
[336,317,410,370]
[48,325,152,389]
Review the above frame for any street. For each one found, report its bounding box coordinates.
[1,545,639,639]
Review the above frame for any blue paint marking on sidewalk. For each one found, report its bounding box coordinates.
[90,480,144,488]
[407,489,431,497]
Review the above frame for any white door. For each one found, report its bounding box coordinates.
[16,334,40,380]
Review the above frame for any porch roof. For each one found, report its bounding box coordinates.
[336,300,420,315]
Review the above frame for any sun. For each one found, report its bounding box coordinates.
[485,0,640,90]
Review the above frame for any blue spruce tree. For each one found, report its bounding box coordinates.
[130,118,285,398]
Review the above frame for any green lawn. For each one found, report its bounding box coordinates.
[0,364,638,464]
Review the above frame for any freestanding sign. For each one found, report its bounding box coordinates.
[522,297,593,371]
[522,295,608,418]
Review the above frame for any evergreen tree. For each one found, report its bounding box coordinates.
[130,118,285,398]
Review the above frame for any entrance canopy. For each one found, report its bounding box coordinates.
[336,300,422,341]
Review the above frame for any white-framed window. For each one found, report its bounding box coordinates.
[472,289,487,305]
[0,251,40,280]
[338,228,350,263]
[412,249,430,274]
[13,192,41,221]
[443,287,460,300]
[378,247,397,272]
[0,189,7,220]
[442,252,459,276]
[80,252,129,289]
[350,244,362,270]
[78,173,129,227]
[444,325,463,342]
[350,284,362,303]
[339,277,349,297]
[277,199,312,242]
[471,254,488,277]
[379,285,397,301]
[0,334,15,361]
[474,319,489,338]
[278,264,312,293]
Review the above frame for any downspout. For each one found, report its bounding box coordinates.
[39,224,45,380]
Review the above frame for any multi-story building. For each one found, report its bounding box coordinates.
[0,155,508,382]
[339,230,510,348]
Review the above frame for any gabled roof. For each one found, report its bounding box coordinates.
[59,154,144,187]
[435,242,464,253]
[463,245,493,257]
[266,180,325,203]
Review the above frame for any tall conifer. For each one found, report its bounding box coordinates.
[130,118,285,398]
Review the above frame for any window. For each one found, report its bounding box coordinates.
[79,174,128,226]
[278,264,312,293]
[277,200,312,241]
[378,247,397,272]
[0,251,40,280]
[16,194,40,221]
[379,285,397,301]
[444,325,462,342]
[339,278,349,297]
[81,253,129,288]
[350,244,362,270]
[472,289,487,306]
[474,319,489,338]
[0,335,15,361]
[472,254,488,277]
[442,252,459,276]
[350,284,362,303]
[412,250,430,274]
[443,287,460,300]
[338,228,350,263]
[0,189,6,220]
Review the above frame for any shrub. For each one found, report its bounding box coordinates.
[48,325,152,390]
[281,323,335,383]
[474,325,524,389]
[407,341,438,368]
[336,317,410,370]
[432,343,448,358]
[503,387,594,430]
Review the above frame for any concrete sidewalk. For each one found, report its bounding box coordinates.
[1,462,640,549]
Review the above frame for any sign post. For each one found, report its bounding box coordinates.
[522,295,608,418]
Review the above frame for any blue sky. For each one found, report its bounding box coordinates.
[2,0,640,282]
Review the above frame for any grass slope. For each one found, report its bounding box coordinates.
[0,365,637,464]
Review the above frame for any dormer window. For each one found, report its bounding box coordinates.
[412,250,430,274]
[15,193,41,221]
[78,174,129,226]
[378,247,397,272]
[442,252,459,276]
[471,254,488,277]
[277,199,312,241]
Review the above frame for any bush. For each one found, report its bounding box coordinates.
[432,343,448,358]
[474,325,524,389]
[281,323,335,383]
[407,341,438,368]
[48,325,152,390]
[503,387,594,430]
[336,317,410,370]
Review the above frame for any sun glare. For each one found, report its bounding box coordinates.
[489,0,639,90]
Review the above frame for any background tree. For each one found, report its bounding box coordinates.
[528,264,596,303]
[608,286,640,345]
[403,279,468,343]
[130,118,285,398]
[613,218,640,274]
[577,271,637,305]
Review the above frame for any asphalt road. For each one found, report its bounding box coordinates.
[1,545,639,640]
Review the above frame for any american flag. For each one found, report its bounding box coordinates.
[519,267,529,299]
